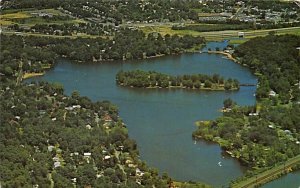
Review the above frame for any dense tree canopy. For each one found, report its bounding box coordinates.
[234,34,300,102]
[193,103,300,169]
[0,31,205,78]
[0,81,173,187]
[116,70,239,90]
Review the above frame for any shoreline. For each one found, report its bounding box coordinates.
[207,51,239,63]
[119,84,239,91]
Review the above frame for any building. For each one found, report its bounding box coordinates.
[269,90,276,97]
[238,32,245,38]
[84,152,92,158]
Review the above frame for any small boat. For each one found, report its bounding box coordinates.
[218,161,222,167]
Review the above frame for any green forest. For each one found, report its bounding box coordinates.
[0,30,205,76]
[116,70,240,90]
[234,34,300,103]
[1,82,173,187]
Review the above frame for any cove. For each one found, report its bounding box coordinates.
[27,41,257,187]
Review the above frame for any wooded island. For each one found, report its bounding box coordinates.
[116,70,240,90]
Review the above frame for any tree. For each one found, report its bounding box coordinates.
[77,164,96,187]
[223,98,235,109]
[204,80,212,88]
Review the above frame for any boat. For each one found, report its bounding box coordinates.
[218,161,222,167]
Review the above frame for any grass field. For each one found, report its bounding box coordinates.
[0,9,85,26]
[140,25,204,36]
[0,12,31,19]
[228,39,249,44]
[0,12,31,25]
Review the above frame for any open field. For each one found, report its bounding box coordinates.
[0,12,31,19]
[140,25,201,36]
[0,9,85,26]
[228,38,249,44]
[139,25,300,41]
[232,155,300,188]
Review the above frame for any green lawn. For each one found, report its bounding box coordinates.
[229,39,249,45]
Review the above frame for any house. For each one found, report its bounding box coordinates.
[72,105,81,109]
[84,152,92,163]
[48,145,55,152]
[269,90,276,97]
[118,145,124,150]
[103,114,112,122]
[249,112,259,116]
[238,32,245,38]
[84,152,92,158]
[65,106,74,111]
[53,156,60,162]
[103,155,111,160]
[297,47,300,56]
[71,178,77,183]
[135,168,145,177]
[284,130,292,135]
[54,161,61,168]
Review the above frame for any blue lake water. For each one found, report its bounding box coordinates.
[27,42,258,187]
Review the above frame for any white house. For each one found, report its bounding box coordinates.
[269,90,276,97]
[84,152,92,158]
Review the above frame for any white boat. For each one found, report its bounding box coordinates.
[218,161,222,167]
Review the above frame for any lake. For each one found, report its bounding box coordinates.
[27,41,258,187]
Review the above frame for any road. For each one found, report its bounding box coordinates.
[195,27,300,40]
[2,26,299,41]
